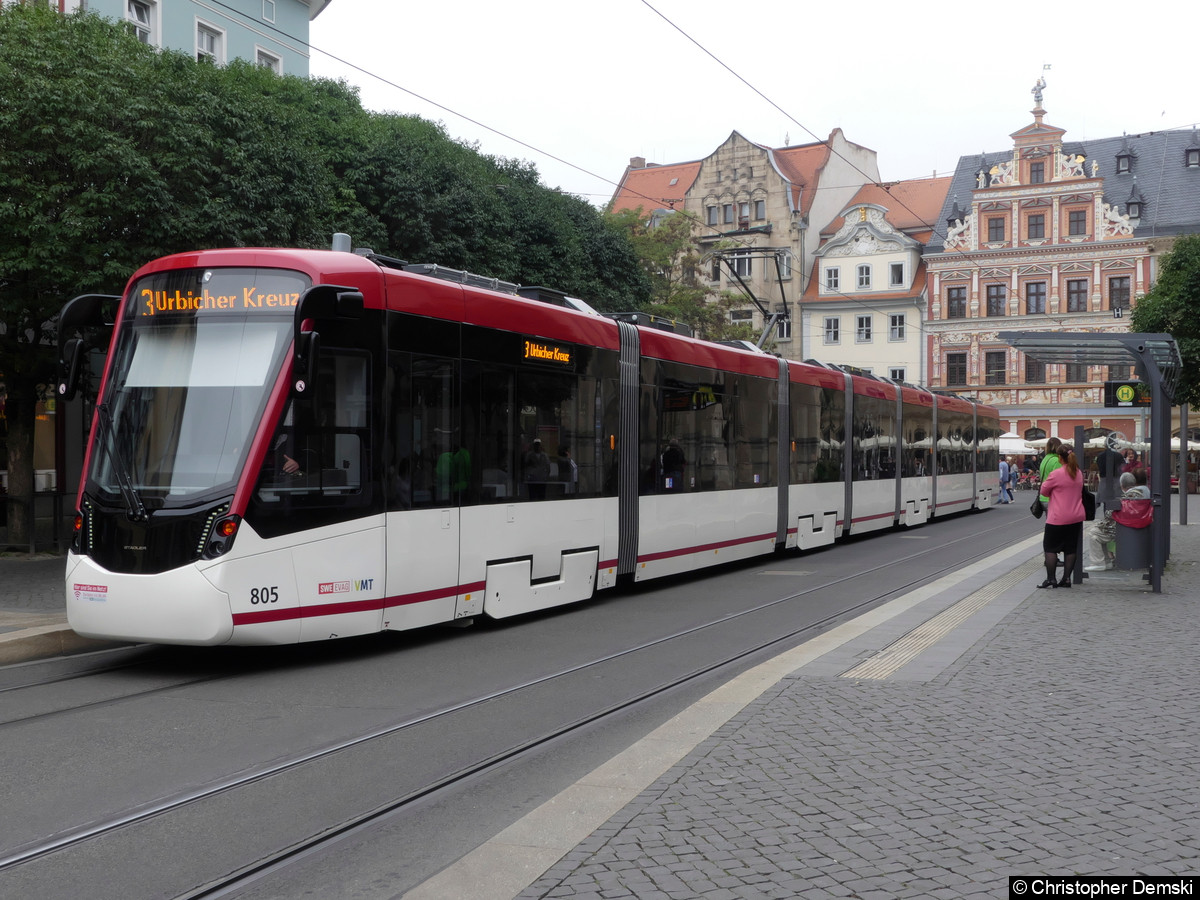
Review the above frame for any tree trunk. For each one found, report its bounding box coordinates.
[4,381,35,549]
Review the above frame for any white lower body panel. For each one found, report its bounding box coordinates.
[67,552,234,646]
[635,489,777,581]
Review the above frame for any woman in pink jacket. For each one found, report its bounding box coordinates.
[1038,445,1086,588]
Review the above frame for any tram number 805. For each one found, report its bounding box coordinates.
[250,587,280,604]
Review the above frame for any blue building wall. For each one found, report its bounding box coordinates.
[83,0,323,76]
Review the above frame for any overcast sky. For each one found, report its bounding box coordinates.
[310,0,1199,207]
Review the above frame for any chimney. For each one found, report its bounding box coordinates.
[629,156,646,169]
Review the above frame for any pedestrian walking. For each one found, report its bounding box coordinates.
[1037,443,1086,589]
[998,457,1012,503]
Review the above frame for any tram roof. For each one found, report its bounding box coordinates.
[998,331,1182,403]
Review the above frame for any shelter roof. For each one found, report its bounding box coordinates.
[998,331,1182,402]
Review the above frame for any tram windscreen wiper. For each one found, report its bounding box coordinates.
[95,402,147,521]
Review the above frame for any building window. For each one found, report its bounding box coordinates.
[256,48,281,73]
[1187,148,1200,168]
[778,253,792,280]
[1109,276,1131,312]
[1065,363,1089,383]
[197,21,224,63]
[890,262,904,286]
[1108,364,1132,381]
[889,314,905,341]
[776,316,792,340]
[825,267,840,291]
[1026,282,1046,315]
[1116,154,1132,174]
[1026,357,1046,384]
[126,0,155,43]
[1068,209,1088,236]
[856,315,872,342]
[732,251,751,278]
[1127,200,1142,218]
[1066,279,1089,312]
[890,367,906,382]
[1030,161,1045,184]
[986,284,1006,317]
[946,353,967,386]
[988,217,1005,242]
[730,309,753,325]
[738,202,750,229]
[710,258,721,282]
[946,286,966,318]
[706,206,717,226]
[1027,213,1045,240]
[824,317,840,345]
[754,199,765,220]
[723,204,733,224]
[857,264,871,289]
[262,0,275,22]
[985,351,1006,386]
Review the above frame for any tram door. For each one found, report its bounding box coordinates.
[382,351,464,630]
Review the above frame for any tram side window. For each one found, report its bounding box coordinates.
[937,410,972,475]
[643,360,730,494]
[384,352,458,510]
[901,402,933,477]
[852,394,897,481]
[461,354,613,503]
[788,383,844,484]
[977,422,999,474]
[256,349,369,501]
[730,373,776,489]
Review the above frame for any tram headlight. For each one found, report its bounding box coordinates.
[203,515,241,559]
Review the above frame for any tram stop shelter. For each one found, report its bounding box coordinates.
[999,331,1183,592]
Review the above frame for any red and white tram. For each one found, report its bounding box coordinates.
[58,244,1000,646]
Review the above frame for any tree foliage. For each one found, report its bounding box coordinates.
[604,207,760,342]
[0,4,646,542]
[1130,234,1200,409]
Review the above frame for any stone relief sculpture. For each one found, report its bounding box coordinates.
[1057,152,1085,179]
[989,160,1016,185]
[1101,203,1134,237]
[944,214,974,251]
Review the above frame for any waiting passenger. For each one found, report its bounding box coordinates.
[1038,443,1085,589]
[1085,472,1138,571]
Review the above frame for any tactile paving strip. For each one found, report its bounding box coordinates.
[840,556,1043,681]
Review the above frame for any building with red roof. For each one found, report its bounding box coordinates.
[800,176,952,384]
[610,129,881,356]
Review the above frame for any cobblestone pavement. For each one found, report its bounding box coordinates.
[0,554,67,614]
[517,523,1200,899]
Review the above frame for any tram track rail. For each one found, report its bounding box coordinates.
[0,511,1038,898]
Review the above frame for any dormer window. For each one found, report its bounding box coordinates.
[1187,148,1200,168]
[1127,200,1142,218]
[1116,154,1133,174]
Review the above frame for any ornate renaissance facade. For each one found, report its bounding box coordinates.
[924,86,1200,441]
[610,130,880,353]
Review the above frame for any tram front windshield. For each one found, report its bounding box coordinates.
[87,267,309,509]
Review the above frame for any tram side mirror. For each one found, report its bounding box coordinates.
[56,292,118,401]
[292,285,362,404]
[58,338,85,401]
[293,330,321,404]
